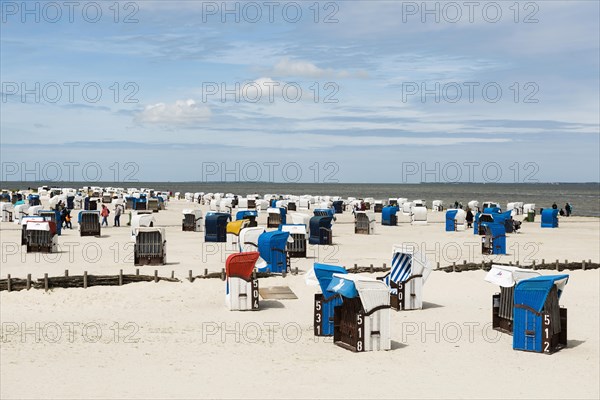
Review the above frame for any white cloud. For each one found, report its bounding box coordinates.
[135,99,211,125]
[272,58,368,79]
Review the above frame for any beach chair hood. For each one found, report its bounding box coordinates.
[514,275,569,313]
[313,263,348,300]
[392,244,434,282]
[484,265,541,287]
[226,252,260,281]
[327,274,390,314]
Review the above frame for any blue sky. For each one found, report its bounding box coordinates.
[1,0,599,183]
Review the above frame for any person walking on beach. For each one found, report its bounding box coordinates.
[466,209,474,228]
[565,203,572,217]
[101,205,110,226]
[114,204,123,227]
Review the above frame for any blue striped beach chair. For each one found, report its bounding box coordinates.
[379,245,433,310]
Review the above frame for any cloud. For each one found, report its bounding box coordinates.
[134,99,211,125]
[272,58,368,79]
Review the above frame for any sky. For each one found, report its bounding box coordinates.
[1,0,599,183]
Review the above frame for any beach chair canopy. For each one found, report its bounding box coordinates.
[382,206,398,216]
[309,216,333,234]
[484,207,502,214]
[387,244,434,284]
[278,224,308,237]
[314,208,335,218]
[514,275,569,313]
[133,227,165,238]
[484,265,541,287]
[256,230,290,273]
[313,263,348,299]
[327,274,390,314]
[26,221,56,234]
[226,252,260,280]
[239,227,265,251]
[226,219,249,236]
[492,210,513,224]
[21,215,45,225]
[236,210,258,220]
[485,222,506,237]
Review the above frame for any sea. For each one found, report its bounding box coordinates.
[4,182,600,217]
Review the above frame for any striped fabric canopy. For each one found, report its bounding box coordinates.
[384,251,413,288]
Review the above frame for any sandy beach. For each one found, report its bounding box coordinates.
[1,199,599,399]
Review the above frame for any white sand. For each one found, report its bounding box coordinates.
[1,199,599,399]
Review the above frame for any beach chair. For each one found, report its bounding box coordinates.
[484,265,541,334]
[267,207,287,228]
[25,221,58,253]
[541,209,559,228]
[381,206,398,226]
[310,263,347,336]
[0,203,14,222]
[513,275,569,353]
[147,198,159,213]
[133,227,167,266]
[445,209,466,232]
[236,210,258,227]
[226,219,250,247]
[373,201,384,213]
[332,201,344,214]
[256,231,291,273]
[78,210,101,236]
[204,212,231,242]
[354,211,376,234]
[314,208,335,218]
[411,206,427,225]
[482,223,506,255]
[182,209,203,232]
[492,211,514,233]
[239,227,265,253]
[279,224,308,258]
[379,245,433,311]
[28,194,41,206]
[474,213,494,235]
[328,273,391,352]
[225,252,260,311]
[432,200,443,211]
[309,216,333,245]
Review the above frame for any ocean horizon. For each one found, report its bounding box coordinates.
[4,181,599,217]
